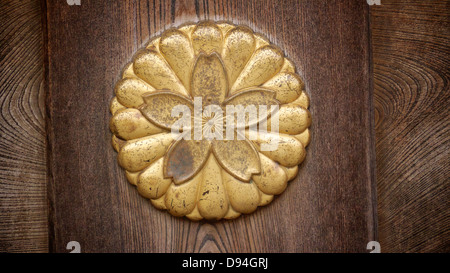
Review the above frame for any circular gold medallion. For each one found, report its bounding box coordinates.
[110,21,311,220]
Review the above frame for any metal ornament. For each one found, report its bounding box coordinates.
[110,21,311,220]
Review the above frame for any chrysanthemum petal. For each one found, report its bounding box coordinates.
[159,29,195,90]
[258,191,274,206]
[283,165,299,181]
[125,171,139,185]
[121,62,138,79]
[230,45,284,93]
[197,155,229,220]
[137,158,172,199]
[270,104,311,135]
[223,206,241,220]
[218,23,235,37]
[164,171,202,217]
[191,21,222,55]
[111,135,125,152]
[186,206,203,221]
[115,78,155,108]
[222,170,260,214]
[178,24,196,37]
[118,133,175,172]
[145,37,161,52]
[212,138,260,182]
[110,97,126,115]
[280,58,296,73]
[191,53,228,104]
[291,91,310,108]
[164,139,212,184]
[110,108,164,140]
[151,195,166,210]
[262,72,304,104]
[248,131,306,167]
[133,49,188,96]
[254,33,270,49]
[294,128,311,147]
[222,26,255,86]
[252,153,288,195]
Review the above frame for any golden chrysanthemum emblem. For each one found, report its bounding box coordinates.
[110,21,311,220]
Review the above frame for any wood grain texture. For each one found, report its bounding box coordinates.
[371,0,449,252]
[45,0,376,253]
[0,0,48,252]
[2,0,448,254]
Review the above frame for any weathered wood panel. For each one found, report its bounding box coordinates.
[3,0,449,255]
[371,0,449,252]
[45,0,376,253]
[0,0,47,252]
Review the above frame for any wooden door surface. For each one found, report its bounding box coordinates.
[45,0,376,252]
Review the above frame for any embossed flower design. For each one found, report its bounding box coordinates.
[110,21,311,220]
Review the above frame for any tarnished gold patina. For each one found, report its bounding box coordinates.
[110,21,311,220]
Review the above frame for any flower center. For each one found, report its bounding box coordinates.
[202,111,219,133]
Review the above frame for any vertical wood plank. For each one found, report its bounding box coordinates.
[45,0,376,252]
[0,0,47,252]
[371,0,450,253]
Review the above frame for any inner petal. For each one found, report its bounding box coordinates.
[164,138,212,184]
[190,53,228,105]
[139,91,194,130]
[223,88,279,128]
[212,138,260,182]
